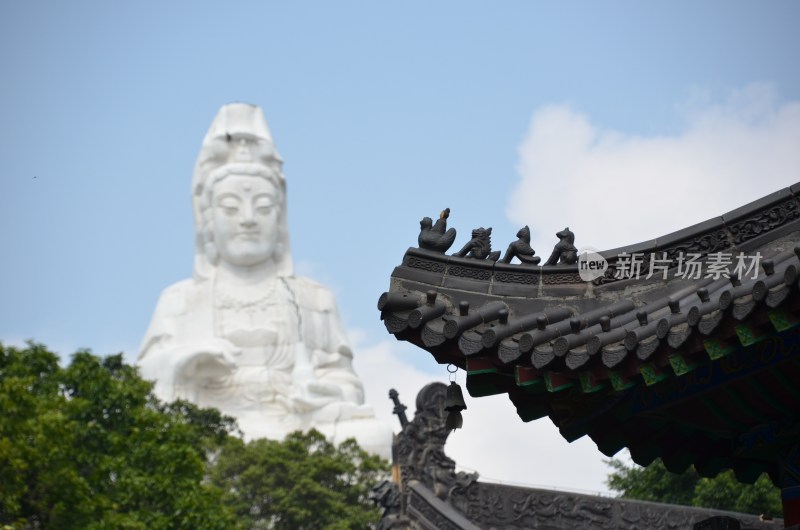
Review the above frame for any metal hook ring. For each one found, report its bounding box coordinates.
[447,363,458,382]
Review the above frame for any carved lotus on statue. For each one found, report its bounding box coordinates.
[138,103,391,458]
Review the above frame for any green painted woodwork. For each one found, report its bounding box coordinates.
[609,370,636,391]
[544,371,573,392]
[465,357,498,375]
[514,366,544,391]
[640,364,667,386]
[467,367,498,376]
[466,371,510,397]
[669,354,697,376]
[580,372,606,393]
[769,309,799,332]
[735,324,767,347]
[704,338,735,360]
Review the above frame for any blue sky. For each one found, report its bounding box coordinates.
[2,1,799,493]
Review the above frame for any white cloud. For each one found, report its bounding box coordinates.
[350,331,615,494]
[509,84,800,252]
[349,329,438,430]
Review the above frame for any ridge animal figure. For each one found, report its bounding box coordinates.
[500,225,541,265]
[545,227,578,265]
[453,227,501,262]
[418,208,457,253]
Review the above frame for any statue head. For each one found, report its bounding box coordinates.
[191,103,292,278]
[556,227,575,245]
[517,225,530,242]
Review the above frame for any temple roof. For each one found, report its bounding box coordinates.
[378,184,800,485]
[373,383,784,530]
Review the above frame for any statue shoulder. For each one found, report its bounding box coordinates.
[153,278,207,316]
[139,278,210,360]
[283,275,338,312]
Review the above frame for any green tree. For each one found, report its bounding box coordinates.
[693,471,782,516]
[210,429,389,530]
[607,458,782,517]
[0,342,240,530]
[606,458,698,506]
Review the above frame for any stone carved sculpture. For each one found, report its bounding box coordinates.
[393,383,478,499]
[138,103,391,458]
[453,227,501,261]
[545,226,578,265]
[418,208,457,253]
[500,225,541,265]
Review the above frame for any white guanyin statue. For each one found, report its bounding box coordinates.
[138,103,392,458]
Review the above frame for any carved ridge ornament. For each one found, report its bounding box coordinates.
[542,272,583,284]
[728,199,800,244]
[451,482,743,529]
[408,493,462,530]
[494,271,538,285]
[448,265,491,280]
[406,256,447,273]
[662,229,732,265]
[402,193,800,289]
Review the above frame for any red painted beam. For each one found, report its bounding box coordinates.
[783,486,800,527]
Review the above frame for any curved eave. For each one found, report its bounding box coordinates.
[378,183,800,484]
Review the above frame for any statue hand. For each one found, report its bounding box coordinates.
[289,381,345,413]
[306,381,345,399]
[288,382,372,422]
[173,340,239,382]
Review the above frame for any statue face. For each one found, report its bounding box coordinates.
[211,174,281,267]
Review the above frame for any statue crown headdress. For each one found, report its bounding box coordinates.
[193,103,283,195]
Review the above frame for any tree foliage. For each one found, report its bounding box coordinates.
[0,342,239,530]
[607,458,782,517]
[0,343,388,530]
[209,430,387,530]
